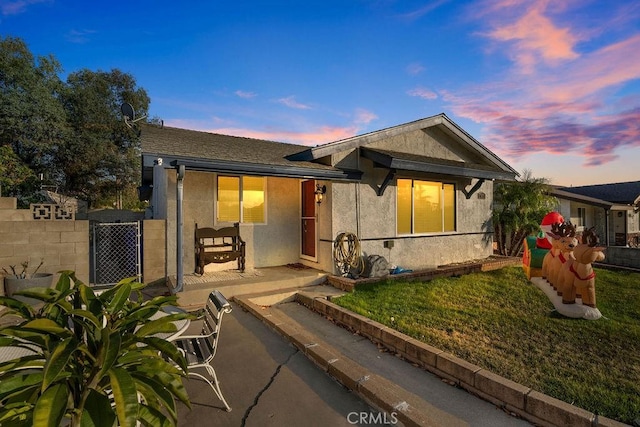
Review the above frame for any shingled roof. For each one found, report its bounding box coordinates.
[140,124,361,181]
[559,181,640,205]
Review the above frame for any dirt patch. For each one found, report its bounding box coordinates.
[327,255,521,292]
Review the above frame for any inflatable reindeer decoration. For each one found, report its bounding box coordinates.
[560,228,605,308]
[543,222,578,293]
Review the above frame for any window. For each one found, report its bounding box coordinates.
[217,176,265,223]
[397,179,455,234]
[577,207,586,227]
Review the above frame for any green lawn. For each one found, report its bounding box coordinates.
[333,266,640,424]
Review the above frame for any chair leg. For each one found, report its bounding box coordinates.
[189,367,231,412]
[206,364,231,412]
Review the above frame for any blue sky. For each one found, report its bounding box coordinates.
[2,0,639,186]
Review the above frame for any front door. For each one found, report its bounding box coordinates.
[301,180,316,259]
[612,210,627,246]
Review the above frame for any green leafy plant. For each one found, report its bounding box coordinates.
[0,271,194,427]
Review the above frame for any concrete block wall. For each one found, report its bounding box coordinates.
[1,197,89,295]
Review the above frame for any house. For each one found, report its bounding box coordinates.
[139,113,519,289]
[552,182,640,247]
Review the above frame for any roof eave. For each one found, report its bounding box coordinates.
[289,114,444,161]
[361,147,517,181]
[288,113,518,177]
[550,188,613,209]
[168,158,362,181]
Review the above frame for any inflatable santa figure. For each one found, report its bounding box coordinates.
[537,211,564,249]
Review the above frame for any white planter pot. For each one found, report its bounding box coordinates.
[4,273,54,305]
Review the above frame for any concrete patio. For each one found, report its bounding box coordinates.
[164,265,329,310]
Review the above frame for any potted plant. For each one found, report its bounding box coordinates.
[0,271,194,427]
[2,259,53,304]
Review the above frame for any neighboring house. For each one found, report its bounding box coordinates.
[139,113,519,286]
[552,181,640,247]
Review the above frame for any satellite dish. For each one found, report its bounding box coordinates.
[121,103,135,120]
[121,102,147,128]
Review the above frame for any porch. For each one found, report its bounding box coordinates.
[161,264,330,310]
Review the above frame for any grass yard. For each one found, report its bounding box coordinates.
[333,266,640,424]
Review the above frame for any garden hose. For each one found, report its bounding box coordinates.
[333,232,365,277]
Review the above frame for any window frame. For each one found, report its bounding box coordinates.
[215,174,266,225]
[396,178,457,235]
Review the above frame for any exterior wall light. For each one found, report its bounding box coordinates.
[315,184,327,204]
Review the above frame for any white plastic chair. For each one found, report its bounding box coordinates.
[172,290,233,411]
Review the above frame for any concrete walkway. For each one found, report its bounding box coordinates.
[273,300,529,426]
[177,301,384,426]
[175,284,532,426]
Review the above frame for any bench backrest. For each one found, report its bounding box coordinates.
[196,223,243,251]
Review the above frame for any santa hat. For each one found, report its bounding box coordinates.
[537,211,564,249]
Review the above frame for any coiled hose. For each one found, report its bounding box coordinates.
[333,232,365,277]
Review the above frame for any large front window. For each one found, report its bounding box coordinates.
[397,179,455,234]
[217,175,265,223]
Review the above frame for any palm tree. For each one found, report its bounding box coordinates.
[493,170,558,257]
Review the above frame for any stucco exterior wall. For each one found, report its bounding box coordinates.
[558,199,611,246]
[326,157,495,272]
[160,170,303,276]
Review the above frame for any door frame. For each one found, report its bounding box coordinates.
[300,179,318,261]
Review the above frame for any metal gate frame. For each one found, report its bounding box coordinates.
[91,221,142,286]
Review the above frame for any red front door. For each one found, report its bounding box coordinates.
[301,180,316,258]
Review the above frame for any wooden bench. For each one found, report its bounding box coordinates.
[195,223,246,274]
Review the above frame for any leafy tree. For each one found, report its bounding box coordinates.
[57,69,149,208]
[0,36,150,209]
[0,37,67,200]
[0,146,35,196]
[493,170,558,256]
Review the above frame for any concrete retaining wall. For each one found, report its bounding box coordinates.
[601,246,640,270]
[296,294,628,427]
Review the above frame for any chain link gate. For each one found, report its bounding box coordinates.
[91,222,141,286]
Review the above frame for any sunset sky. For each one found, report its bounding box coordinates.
[2,0,639,186]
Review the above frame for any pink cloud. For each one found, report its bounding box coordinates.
[166,107,375,147]
[209,125,358,146]
[353,108,378,125]
[442,1,640,168]
[486,1,579,72]
[276,96,312,110]
[407,87,438,100]
[468,107,640,167]
[406,63,425,76]
[536,34,640,102]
